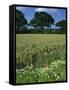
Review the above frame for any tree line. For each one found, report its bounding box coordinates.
[16,9,66,34]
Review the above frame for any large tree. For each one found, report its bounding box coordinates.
[56,20,66,33]
[30,12,54,31]
[16,10,27,31]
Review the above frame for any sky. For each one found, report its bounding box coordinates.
[16,6,66,29]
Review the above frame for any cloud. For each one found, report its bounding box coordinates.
[16,7,25,11]
[35,8,46,12]
[35,8,58,14]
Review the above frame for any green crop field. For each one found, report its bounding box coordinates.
[16,34,66,83]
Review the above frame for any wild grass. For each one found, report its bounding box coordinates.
[16,34,66,83]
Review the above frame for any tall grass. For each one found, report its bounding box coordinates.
[16,34,66,83]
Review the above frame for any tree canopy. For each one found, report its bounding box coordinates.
[56,20,66,33]
[15,10,66,34]
[16,10,27,31]
[30,12,54,30]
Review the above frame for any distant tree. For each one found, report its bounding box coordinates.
[56,20,66,33]
[16,10,27,32]
[30,12,54,31]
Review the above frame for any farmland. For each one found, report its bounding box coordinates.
[16,34,66,83]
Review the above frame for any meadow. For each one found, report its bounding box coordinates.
[16,34,66,83]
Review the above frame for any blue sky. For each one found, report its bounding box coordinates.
[16,6,66,29]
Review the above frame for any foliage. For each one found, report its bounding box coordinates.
[16,34,66,83]
[30,12,54,31]
[16,60,66,83]
[16,10,28,31]
[56,20,66,33]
